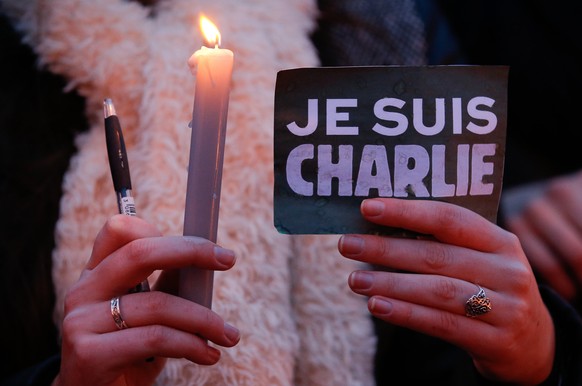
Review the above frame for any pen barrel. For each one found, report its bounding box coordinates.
[105,116,132,192]
[103,99,149,294]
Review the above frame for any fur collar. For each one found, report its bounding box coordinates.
[2,0,376,384]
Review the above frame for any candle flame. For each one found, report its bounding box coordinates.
[199,14,221,48]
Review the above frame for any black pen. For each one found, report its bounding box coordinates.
[104,98,150,293]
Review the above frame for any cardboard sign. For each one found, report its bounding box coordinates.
[274,66,508,235]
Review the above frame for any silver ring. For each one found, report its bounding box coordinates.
[111,296,129,329]
[465,285,492,317]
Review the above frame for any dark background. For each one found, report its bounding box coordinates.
[1,0,581,382]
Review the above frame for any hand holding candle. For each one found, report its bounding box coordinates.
[180,15,234,308]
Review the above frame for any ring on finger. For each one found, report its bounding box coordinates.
[465,285,492,317]
[111,296,130,329]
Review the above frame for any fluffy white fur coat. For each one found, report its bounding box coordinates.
[2,0,376,384]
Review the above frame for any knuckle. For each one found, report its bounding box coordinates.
[393,199,413,220]
[375,238,390,261]
[103,214,133,235]
[71,337,95,368]
[432,204,466,236]
[142,291,168,314]
[397,303,414,325]
[124,238,154,264]
[503,231,522,250]
[509,265,535,293]
[423,243,453,271]
[142,325,170,349]
[433,311,460,335]
[510,299,530,324]
[61,311,80,336]
[497,230,526,257]
[202,310,223,331]
[62,290,77,314]
[62,284,85,313]
[432,279,458,301]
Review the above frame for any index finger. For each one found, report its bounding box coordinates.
[75,235,235,300]
[87,214,163,270]
[361,198,512,252]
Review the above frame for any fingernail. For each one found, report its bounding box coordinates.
[207,346,221,363]
[214,247,236,267]
[361,199,384,216]
[370,297,392,315]
[224,322,241,344]
[349,271,373,290]
[339,235,364,256]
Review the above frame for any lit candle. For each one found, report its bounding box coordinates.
[180,14,234,308]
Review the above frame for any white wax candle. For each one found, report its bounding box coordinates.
[181,16,234,308]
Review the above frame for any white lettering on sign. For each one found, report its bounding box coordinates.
[285,143,497,197]
[286,97,497,136]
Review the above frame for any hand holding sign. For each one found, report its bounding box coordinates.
[274,65,508,235]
